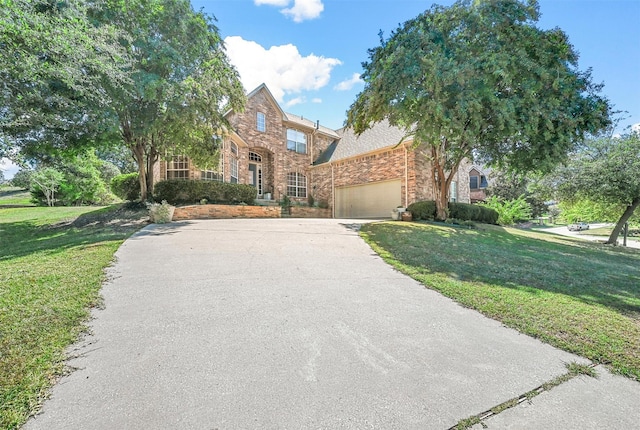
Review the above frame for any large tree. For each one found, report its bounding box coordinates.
[346,0,611,220]
[0,0,130,162]
[554,131,640,245]
[90,0,246,200]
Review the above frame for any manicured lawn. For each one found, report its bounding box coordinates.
[360,221,640,381]
[0,187,34,206]
[0,205,147,430]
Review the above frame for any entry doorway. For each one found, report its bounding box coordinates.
[248,152,263,197]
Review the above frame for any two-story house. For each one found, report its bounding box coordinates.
[159,83,472,218]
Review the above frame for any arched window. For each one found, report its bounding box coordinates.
[287,172,307,198]
[249,152,262,162]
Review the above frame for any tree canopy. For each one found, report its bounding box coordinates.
[554,131,640,244]
[1,0,245,201]
[0,0,130,162]
[89,0,246,200]
[346,0,611,219]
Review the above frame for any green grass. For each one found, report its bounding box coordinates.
[360,221,640,380]
[0,205,147,430]
[0,187,34,206]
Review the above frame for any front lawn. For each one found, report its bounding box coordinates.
[0,205,147,430]
[0,187,34,206]
[361,222,640,380]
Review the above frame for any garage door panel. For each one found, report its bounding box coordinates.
[335,180,401,218]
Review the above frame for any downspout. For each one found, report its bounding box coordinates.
[404,143,408,208]
[331,162,335,218]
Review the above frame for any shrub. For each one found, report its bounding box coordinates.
[449,202,498,224]
[407,200,436,221]
[111,173,140,201]
[11,169,33,189]
[479,195,530,225]
[153,180,256,205]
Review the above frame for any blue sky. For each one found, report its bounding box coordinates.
[2,0,639,179]
[195,0,640,132]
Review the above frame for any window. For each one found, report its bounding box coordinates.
[287,172,307,198]
[200,154,223,182]
[450,180,457,202]
[257,112,266,132]
[249,151,262,162]
[470,174,488,190]
[230,156,238,184]
[230,141,238,155]
[286,129,307,154]
[167,155,189,180]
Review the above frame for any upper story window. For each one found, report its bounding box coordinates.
[230,141,238,156]
[469,174,488,190]
[257,112,266,132]
[167,155,189,180]
[286,129,307,154]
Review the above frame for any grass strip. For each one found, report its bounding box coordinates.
[360,222,640,380]
[451,363,598,429]
[0,205,147,430]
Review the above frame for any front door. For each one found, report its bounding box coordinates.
[248,163,263,197]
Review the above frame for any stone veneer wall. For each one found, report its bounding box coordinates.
[173,205,280,220]
[172,204,331,220]
[289,207,331,218]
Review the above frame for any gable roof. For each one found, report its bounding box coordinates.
[246,83,286,120]
[325,119,412,163]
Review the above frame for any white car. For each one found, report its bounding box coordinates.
[567,222,590,231]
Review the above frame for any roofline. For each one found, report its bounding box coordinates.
[309,138,414,168]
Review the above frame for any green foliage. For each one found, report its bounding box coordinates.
[111,173,141,201]
[346,0,611,219]
[407,200,437,220]
[89,0,246,200]
[487,171,549,218]
[449,202,499,224]
[10,169,33,189]
[153,180,256,205]
[30,167,64,206]
[558,199,626,224]
[479,195,532,225]
[553,131,640,242]
[0,0,131,161]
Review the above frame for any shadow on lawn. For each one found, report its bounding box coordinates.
[373,222,640,319]
[0,207,156,261]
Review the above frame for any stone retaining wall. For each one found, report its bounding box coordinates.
[289,207,331,218]
[173,204,280,220]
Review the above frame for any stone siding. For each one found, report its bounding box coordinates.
[289,207,331,218]
[173,204,280,220]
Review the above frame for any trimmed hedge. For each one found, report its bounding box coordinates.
[153,180,256,205]
[449,202,498,224]
[407,200,437,221]
[111,173,140,201]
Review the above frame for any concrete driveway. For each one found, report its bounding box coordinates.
[25,219,640,429]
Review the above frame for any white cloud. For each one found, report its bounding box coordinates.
[254,0,289,6]
[632,123,640,132]
[312,98,322,103]
[224,36,341,102]
[282,0,324,23]
[334,73,364,91]
[0,158,20,180]
[285,96,306,107]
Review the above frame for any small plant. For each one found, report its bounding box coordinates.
[148,200,175,223]
[200,198,208,205]
[308,194,315,207]
[280,194,291,208]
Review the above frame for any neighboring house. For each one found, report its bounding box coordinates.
[468,166,491,203]
[159,83,472,218]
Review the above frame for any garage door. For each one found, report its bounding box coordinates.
[335,179,402,218]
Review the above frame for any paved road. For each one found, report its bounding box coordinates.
[544,223,640,249]
[25,219,640,429]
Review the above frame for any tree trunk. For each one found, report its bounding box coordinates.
[146,143,159,198]
[606,197,640,245]
[132,141,148,201]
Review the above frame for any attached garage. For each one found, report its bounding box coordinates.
[335,179,402,218]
